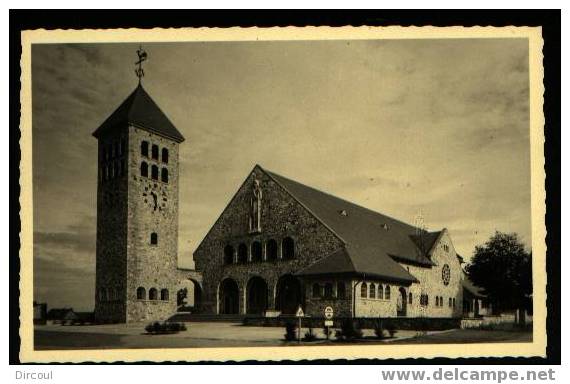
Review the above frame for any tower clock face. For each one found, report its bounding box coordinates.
[142,182,168,213]
[442,264,451,286]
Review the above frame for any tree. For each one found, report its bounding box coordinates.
[466,231,532,322]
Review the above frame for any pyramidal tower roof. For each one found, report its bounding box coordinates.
[93,84,185,143]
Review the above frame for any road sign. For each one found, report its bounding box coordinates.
[324,320,334,327]
[324,306,334,319]
[295,306,304,318]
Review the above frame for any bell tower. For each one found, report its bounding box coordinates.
[92,47,185,323]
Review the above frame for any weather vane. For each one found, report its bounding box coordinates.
[135,45,148,84]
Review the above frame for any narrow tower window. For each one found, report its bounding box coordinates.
[136,287,146,300]
[141,141,149,157]
[266,239,278,261]
[161,168,169,183]
[150,232,158,245]
[312,283,321,298]
[337,282,346,299]
[162,148,169,163]
[361,282,368,298]
[282,237,295,260]
[324,282,333,298]
[152,144,159,160]
[149,288,158,300]
[251,241,262,262]
[140,162,148,177]
[151,165,159,180]
[237,243,248,263]
[160,289,169,301]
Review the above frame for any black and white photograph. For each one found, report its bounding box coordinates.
[17,25,547,362]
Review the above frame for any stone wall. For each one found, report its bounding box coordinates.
[400,230,463,318]
[193,166,343,314]
[352,280,400,317]
[124,126,180,322]
[303,277,353,318]
[94,126,129,323]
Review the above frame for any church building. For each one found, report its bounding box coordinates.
[91,56,474,323]
[194,165,465,319]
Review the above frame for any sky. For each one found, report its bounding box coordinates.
[32,39,531,311]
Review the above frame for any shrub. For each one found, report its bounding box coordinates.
[374,320,385,339]
[335,319,363,341]
[284,322,297,341]
[303,327,317,342]
[145,321,187,335]
[386,323,397,338]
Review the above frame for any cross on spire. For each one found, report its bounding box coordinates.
[135,45,148,84]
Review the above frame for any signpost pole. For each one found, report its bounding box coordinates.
[298,316,301,343]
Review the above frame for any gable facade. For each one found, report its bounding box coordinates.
[193,166,344,315]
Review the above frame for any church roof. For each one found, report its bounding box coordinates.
[261,166,441,284]
[92,84,185,143]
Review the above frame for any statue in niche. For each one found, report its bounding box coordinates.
[249,176,263,233]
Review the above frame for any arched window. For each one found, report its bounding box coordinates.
[266,239,278,261]
[435,296,439,306]
[238,243,248,263]
[425,294,429,306]
[449,297,452,307]
[152,144,159,160]
[312,283,321,298]
[224,245,234,265]
[161,289,169,301]
[453,298,456,308]
[136,287,146,300]
[140,162,148,177]
[385,285,391,300]
[151,165,159,180]
[369,283,376,298]
[282,237,295,260]
[251,241,262,262]
[150,232,158,245]
[324,282,333,298]
[162,148,169,163]
[409,292,413,304]
[141,141,149,157]
[361,282,368,298]
[337,282,346,299]
[161,168,168,183]
[379,285,384,300]
[149,288,158,300]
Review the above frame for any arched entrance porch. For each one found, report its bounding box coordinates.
[246,276,268,315]
[176,278,203,313]
[219,278,240,314]
[275,274,303,315]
